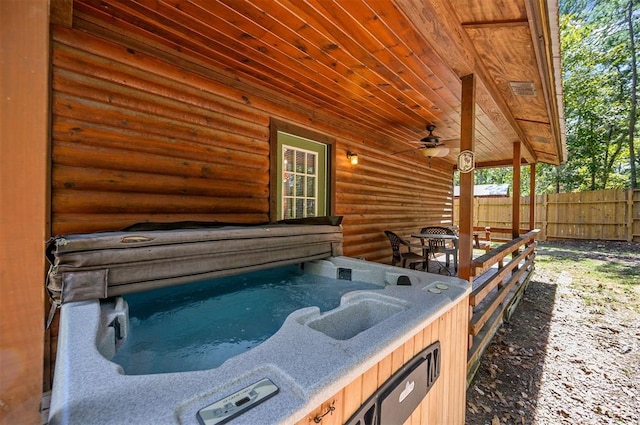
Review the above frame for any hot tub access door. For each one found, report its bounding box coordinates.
[345,341,441,425]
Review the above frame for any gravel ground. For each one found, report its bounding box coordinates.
[465,240,640,425]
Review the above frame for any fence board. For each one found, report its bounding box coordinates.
[633,189,640,242]
[454,189,638,242]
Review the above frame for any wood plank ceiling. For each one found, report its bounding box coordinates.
[67,0,565,167]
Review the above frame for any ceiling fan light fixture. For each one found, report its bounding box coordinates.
[391,124,450,159]
[421,146,449,158]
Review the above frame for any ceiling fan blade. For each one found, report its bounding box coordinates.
[391,147,422,155]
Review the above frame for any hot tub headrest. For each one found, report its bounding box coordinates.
[46,220,343,309]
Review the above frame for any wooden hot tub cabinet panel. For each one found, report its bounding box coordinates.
[295,296,469,425]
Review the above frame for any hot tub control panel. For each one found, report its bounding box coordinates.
[197,378,279,425]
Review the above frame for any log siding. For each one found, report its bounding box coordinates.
[51,24,454,262]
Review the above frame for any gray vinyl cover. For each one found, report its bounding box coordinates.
[46,223,343,305]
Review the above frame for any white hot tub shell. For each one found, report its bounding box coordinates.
[46,224,470,424]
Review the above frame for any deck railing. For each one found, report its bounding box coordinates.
[466,229,539,385]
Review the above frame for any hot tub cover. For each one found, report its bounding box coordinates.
[46,219,343,309]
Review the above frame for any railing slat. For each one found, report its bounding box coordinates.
[469,242,536,306]
[471,229,539,276]
[470,254,535,336]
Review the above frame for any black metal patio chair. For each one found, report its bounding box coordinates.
[384,230,427,269]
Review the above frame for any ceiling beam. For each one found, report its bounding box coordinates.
[461,19,529,29]
[457,158,531,170]
[524,0,566,165]
[51,0,73,28]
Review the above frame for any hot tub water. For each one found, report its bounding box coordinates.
[111,264,382,374]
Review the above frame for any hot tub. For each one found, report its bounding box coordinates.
[46,222,470,424]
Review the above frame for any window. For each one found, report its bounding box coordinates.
[269,120,334,222]
[277,133,326,220]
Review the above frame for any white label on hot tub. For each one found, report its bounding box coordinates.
[399,380,415,403]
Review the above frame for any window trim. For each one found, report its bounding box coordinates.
[269,119,335,223]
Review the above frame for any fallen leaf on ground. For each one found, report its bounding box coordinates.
[479,402,492,413]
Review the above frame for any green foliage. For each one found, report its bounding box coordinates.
[556,0,638,192]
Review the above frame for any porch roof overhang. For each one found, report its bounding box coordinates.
[57,0,566,168]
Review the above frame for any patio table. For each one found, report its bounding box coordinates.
[411,233,459,275]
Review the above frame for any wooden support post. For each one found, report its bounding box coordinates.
[512,142,521,239]
[1,0,50,423]
[530,163,536,231]
[458,74,476,282]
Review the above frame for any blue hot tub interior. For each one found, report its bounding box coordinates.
[110,264,382,375]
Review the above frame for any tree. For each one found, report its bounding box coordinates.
[528,0,639,193]
[558,0,639,190]
[626,0,638,188]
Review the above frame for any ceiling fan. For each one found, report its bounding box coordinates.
[393,124,450,158]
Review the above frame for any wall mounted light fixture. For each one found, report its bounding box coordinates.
[347,151,359,165]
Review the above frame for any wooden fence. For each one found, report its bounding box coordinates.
[454,189,640,242]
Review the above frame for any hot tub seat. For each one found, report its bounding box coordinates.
[298,293,408,340]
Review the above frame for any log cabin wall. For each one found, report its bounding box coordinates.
[51,24,454,264]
